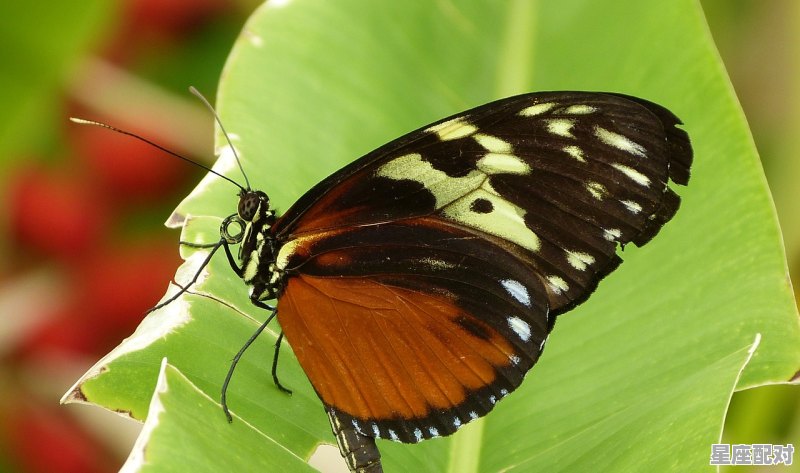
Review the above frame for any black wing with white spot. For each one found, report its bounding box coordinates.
[271,91,691,444]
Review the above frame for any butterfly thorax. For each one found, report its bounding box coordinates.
[221,189,281,300]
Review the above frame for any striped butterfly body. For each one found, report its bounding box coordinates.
[215,91,691,471]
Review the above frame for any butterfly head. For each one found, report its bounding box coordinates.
[237,189,274,224]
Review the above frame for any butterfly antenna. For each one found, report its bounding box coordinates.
[69,117,246,192]
[189,86,251,191]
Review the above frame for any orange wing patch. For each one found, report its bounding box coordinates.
[277,275,518,423]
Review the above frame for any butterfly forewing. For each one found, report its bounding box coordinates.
[276,92,690,308]
[269,92,691,443]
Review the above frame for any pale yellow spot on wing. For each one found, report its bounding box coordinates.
[275,241,298,270]
[275,234,316,270]
[565,250,595,271]
[594,126,646,157]
[477,153,530,175]
[563,145,586,162]
[611,163,650,187]
[377,153,484,207]
[586,182,607,200]
[546,119,575,138]
[546,275,569,294]
[562,104,597,115]
[519,102,557,116]
[442,190,541,253]
[419,258,456,270]
[473,133,512,153]
[378,153,541,253]
[426,117,477,141]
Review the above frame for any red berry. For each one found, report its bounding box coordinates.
[7,165,109,262]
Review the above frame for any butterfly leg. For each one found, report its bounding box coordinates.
[271,332,292,395]
[246,291,291,394]
[147,239,225,314]
[220,306,278,422]
[219,237,245,278]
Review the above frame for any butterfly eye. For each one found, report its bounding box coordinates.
[238,192,265,221]
[220,214,245,243]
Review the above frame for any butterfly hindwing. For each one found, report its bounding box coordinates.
[276,218,549,442]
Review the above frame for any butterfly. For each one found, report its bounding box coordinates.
[75,90,692,472]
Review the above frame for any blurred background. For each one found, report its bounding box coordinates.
[0,1,796,472]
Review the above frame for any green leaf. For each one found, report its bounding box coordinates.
[118,359,314,473]
[64,0,800,472]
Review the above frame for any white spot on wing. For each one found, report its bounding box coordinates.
[622,200,643,214]
[611,163,650,187]
[566,250,595,271]
[594,126,646,157]
[501,279,531,306]
[507,316,532,342]
[510,354,521,365]
[603,228,622,241]
[389,430,399,441]
[547,275,569,294]
[372,423,380,438]
[469,411,478,420]
[429,427,440,437]
[413,428,423,442]
[453,417,462,429]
